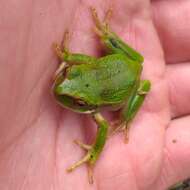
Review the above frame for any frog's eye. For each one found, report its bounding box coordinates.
[76,99,86,107]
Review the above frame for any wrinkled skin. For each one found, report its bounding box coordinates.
[0,0,190,189]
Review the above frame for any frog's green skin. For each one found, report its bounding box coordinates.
[52,8,151,184]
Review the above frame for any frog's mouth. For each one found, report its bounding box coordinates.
[54,94,96,113]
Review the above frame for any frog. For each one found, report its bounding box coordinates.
[52,7,151,184]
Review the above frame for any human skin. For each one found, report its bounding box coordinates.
[0,0,190,189]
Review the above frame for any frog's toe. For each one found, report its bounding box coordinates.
[53,43,63,58]
[74,139,91,150]
[90,7,102,30]
[124,126,130,144]
[67,152,91,172]
[61,30,70,52]
[103,8,113,26]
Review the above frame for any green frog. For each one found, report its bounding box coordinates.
[52,7,151,183]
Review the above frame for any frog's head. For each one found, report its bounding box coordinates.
[52,65,97,113]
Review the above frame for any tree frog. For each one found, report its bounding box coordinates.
[52,7,151,184]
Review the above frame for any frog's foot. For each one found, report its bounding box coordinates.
[67,140,94,184]
[110,122,130,143]
[90,7,112,37]
[109,121,125,136]
[53,30,70,59]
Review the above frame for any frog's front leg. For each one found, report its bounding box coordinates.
[91,7,144,63]
[53,42,96,65]
[53,31,96,80]
[120,80,151,142]
[67,112,109,184]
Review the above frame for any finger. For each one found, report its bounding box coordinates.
[154,116,190,190]
[166,62,190,118]
[152,0,190,63]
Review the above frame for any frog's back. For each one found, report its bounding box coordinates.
[63,54,142,106]
[95,54,142,104]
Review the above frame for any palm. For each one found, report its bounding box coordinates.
[1,0,190,190]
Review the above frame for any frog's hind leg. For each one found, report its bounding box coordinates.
[67,113,109,184]
[119,80,151,142]
[111,80,151,143]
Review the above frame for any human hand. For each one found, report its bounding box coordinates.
[0,0,190,190]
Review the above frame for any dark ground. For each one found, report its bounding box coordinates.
[169,179,190,190]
